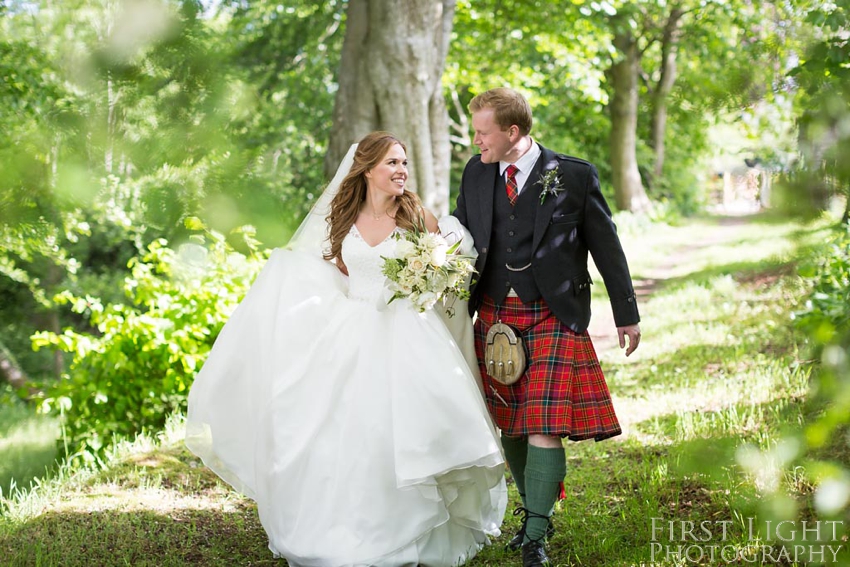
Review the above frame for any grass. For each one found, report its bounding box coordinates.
[0,417,276,566]
[2,212,848,566]
[0,395,60,498]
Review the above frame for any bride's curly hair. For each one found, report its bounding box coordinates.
[324,131,425,266]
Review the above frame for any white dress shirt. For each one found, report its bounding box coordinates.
[499,140,541,196]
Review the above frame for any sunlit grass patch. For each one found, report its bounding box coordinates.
[608,212,833,291]
[0,399,60,498]
[1,505,272,567]
[600,237,811,440]
[0,416,275,567]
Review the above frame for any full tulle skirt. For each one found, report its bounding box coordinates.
[186,249,507,566]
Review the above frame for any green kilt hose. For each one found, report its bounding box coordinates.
[474,295,621,441]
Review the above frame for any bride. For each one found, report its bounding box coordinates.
[185,131,507,566]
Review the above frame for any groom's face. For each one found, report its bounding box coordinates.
[471,109,515,164]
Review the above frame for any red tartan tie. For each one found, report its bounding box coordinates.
[505,164,519,205]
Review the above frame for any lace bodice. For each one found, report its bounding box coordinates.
[342,224,401,302]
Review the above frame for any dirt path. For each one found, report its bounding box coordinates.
[588,215,753,355]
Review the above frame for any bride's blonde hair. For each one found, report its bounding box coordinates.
[324,131,425,265]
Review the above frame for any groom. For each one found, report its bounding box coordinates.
[453,88,641,567]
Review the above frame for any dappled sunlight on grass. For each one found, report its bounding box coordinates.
[594,216,814,444]
[614,358,810,443]
[0,418,276,566]
[0,402,60,498]
[0,505,275,567]
[610,213,833,288]
[602,271,807,440]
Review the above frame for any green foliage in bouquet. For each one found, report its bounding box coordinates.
[380,223,475,315]
[31,220,267,463]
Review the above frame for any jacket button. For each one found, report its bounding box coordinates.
[507,247,513,253]
[481,247,488,254]
[627,297,634,302]
[508,231,515,237]
[509,214,516,220]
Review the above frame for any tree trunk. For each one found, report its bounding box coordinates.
[608,23,651,213]
[326,0,456,215]
[45,262,64,380]
[0,340,29,392]
[649,7,684,187]
[106,72,115,174]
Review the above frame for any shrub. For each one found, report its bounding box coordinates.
[32,222,267,463]
[794,222,850,344]
[791,221,850,516]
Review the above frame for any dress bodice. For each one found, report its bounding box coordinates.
[342,224,400,302]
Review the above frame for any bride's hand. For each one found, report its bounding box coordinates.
[437,215,477,257]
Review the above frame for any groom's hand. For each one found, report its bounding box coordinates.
[618,324,641,357]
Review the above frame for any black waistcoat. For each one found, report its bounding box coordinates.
[479,172,542,304]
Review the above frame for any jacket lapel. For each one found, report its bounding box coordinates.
[476,161,497,248]
[532,146,561,252]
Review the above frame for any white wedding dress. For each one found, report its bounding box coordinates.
[185,223,507,567]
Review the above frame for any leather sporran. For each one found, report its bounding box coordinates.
[484,321,526,385]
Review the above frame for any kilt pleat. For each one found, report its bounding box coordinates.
[474,295,621,441]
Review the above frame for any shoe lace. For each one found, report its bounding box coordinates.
[513,506,551,543]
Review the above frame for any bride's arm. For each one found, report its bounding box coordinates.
[422,208,439,233]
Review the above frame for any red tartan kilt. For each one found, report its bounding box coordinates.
[474,295,621,441]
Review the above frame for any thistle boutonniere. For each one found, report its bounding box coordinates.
[537,168,564,204]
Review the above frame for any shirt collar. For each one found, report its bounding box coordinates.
[499,139,541,176]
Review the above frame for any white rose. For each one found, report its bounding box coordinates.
[409,257,426,272]
[429,244,448,267]
[396,239,416,258]
[425,233,447,250]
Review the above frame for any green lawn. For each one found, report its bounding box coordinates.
[0,395,60,498]
[1,213,847,566]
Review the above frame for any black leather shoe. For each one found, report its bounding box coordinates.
[507,518,555,551]
[521,540,551,566]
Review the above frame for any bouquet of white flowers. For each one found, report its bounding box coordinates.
[381,223,476,316]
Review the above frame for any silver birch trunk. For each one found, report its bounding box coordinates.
[326,0,456,215]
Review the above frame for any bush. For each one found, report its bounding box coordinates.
[32,222,267,463]
[790,221,850,515]
[794,222,850,344]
